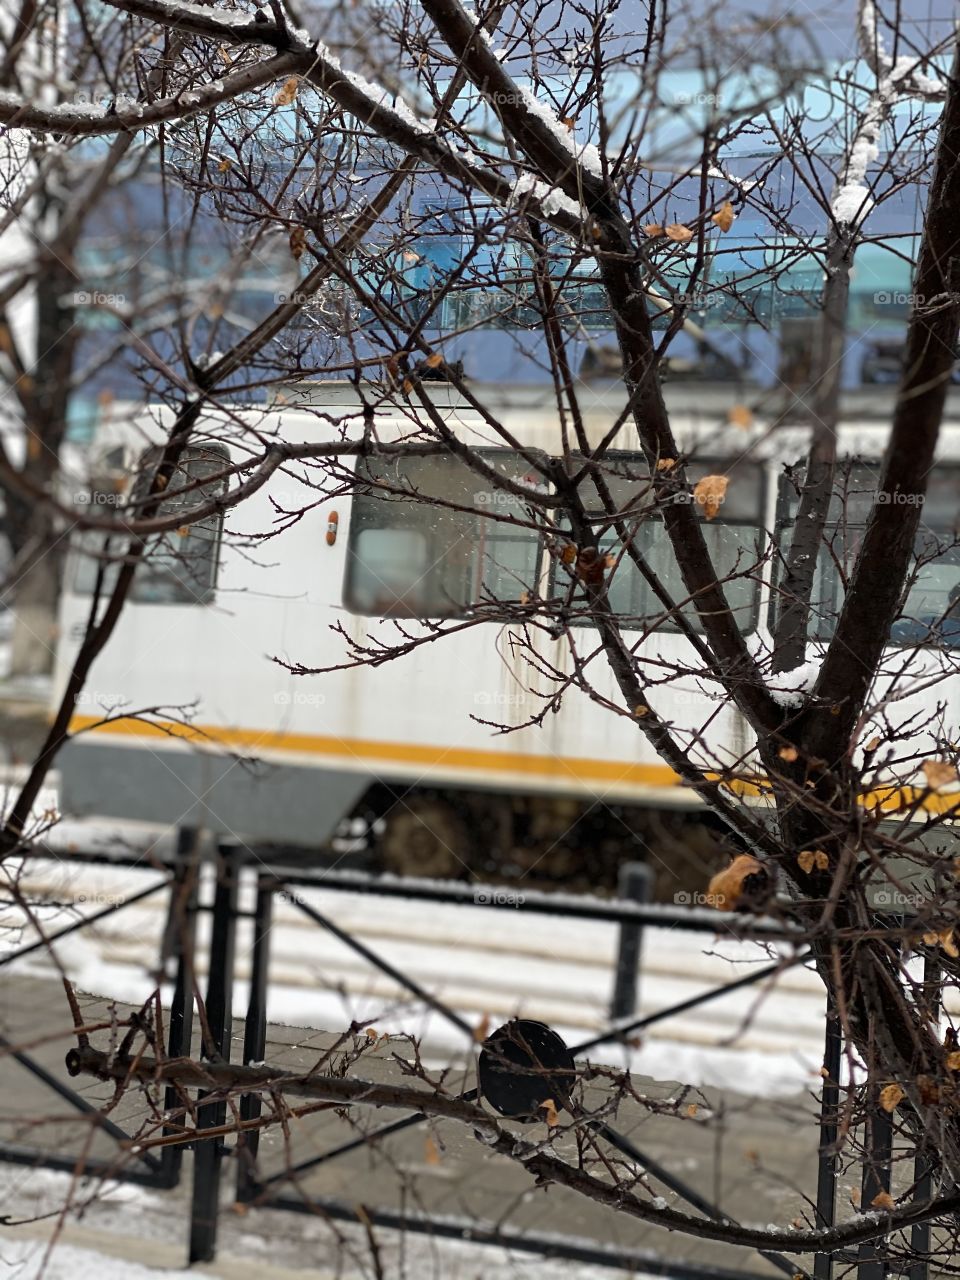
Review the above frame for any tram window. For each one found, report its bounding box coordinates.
[344,451,544,618]
[774,462,960,646]
[74,444,228,605]
[558,454,764,634]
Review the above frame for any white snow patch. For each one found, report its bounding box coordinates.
[518,87,604,177]
[831,182,874,226]
[0,1240,205,1280]
[316,42,428,133]
[766,658,821,708]
[511,171,582,220]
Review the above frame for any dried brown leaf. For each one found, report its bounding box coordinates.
[727,402,753,428]
[879,1083,904,1113]
[923,758,958,790]
[275,76,299,106]
[692,473,729,521]
[711,200,736,232]
[707,854,768,912]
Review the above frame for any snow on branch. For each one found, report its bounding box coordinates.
[0,50,303,135]
[4,0,587,239]
[517,86,603,178]
[417,0,610,207]
[858,0,946,96]
[832,0,946,228]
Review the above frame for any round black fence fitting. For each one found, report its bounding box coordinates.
[478,1019,576,1121]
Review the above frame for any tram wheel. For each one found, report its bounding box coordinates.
[379,795,474,880]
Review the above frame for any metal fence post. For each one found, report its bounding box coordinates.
[814,997,843,1280]
[857,1081,894,1280]
[159,828,200,1189]
[189,843,242,1264]
[609,861,654,1023]
[909,952,941,1280]
[236,875,274,1203]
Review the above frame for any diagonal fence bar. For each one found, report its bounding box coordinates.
[594,1120,807,1279]
[0,1032,163,1175]
[254,949,811,1191]
[283,882,475,1039]
[0,877,174,969]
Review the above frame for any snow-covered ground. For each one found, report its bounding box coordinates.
[0,1165,643,1280]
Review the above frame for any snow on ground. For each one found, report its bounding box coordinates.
[0,1166,643,1280]
[2,1240,205,1280]
[1,1235,640,1280]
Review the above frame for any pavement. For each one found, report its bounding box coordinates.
[0,970,848,1280]
[0,845,949,1277]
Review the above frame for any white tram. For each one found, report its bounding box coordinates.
[51,381,960,891]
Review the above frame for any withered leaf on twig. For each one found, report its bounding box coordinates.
[797,849,829,874]
[922,758,958,790]
[289,226,307,260]
[275,76,299,106]
[879,1083,904,1112]
[706,854,770,912]
[711,200,736,232]
[727,403,753,428]
[692,474,729,521]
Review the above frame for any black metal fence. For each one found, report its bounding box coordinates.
[0,839,933,1280]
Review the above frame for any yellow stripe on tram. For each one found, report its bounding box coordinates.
[64,714,960,816]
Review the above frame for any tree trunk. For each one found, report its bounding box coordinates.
[6,232,76,678]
